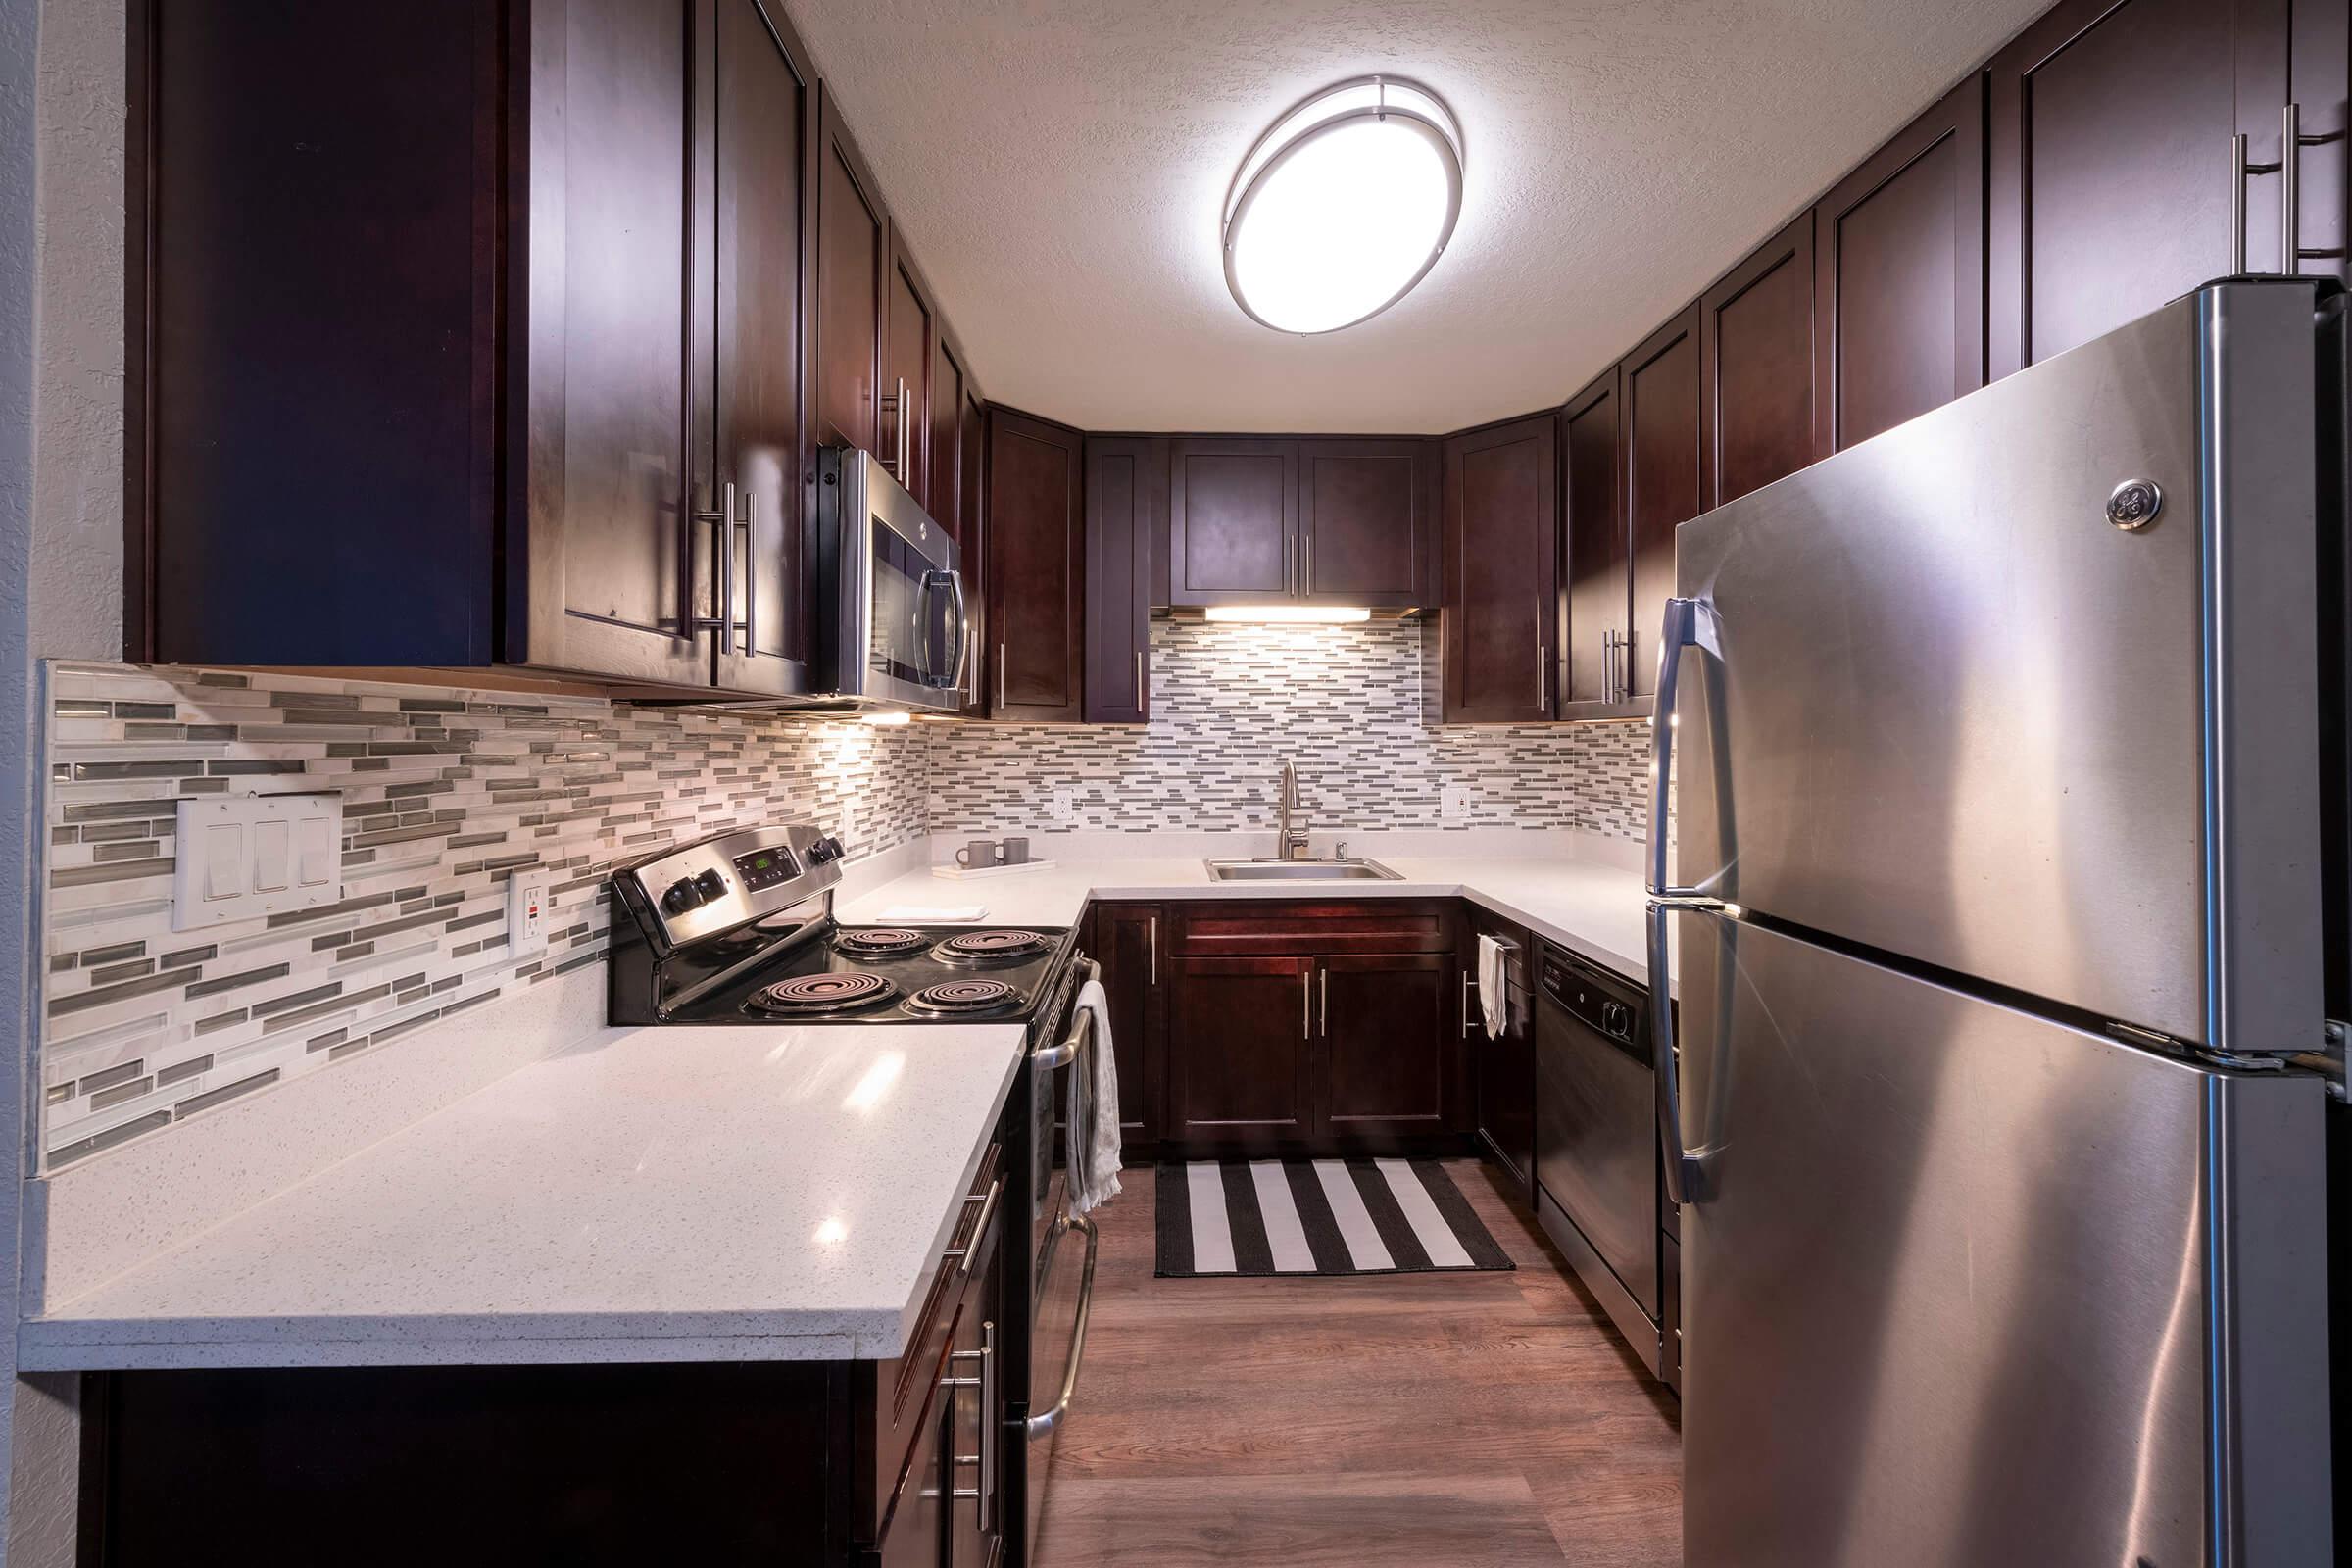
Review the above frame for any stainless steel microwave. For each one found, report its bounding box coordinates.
[813,447,968,712]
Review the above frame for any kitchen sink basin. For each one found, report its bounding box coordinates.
[1204,858,1402,881]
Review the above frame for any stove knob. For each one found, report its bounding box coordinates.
[694,868,728,902]
[807,837,842,864]
[661,878,702,916]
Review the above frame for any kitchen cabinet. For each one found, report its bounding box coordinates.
[1441,414,1559,722]
[1467,908,1535,1203]
[882,232,937,503]
[986,407,1086,722]
[1556,370,1638,717]
[1164,903,1465,1155]
[956,386,992,720]
[1986,0,2298,377]
[1698,213,1819,509]
[135,0,821,697]
[1083,438,1161,724]
[1167,956,1319,1149]
[1621,307,1701,702]
[931,335,973,540]
[815,84,887,454]
[1085,902,1165,1147]
[1813,76,1986,452]
[1297,438,1438,607]
[1167,438,1299,607]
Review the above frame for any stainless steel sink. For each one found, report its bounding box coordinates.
[1204,858,1402,882]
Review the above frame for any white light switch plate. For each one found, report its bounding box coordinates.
[507,873,551,959]
[172,794,342,931]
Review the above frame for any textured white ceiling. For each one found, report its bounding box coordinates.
[781,0,2046,433]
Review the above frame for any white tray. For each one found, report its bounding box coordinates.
[930,858,1058,881]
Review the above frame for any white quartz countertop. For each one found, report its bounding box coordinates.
[842,851,1654,983]
[19,1023,1027,1370]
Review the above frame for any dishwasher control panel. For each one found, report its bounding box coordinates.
[1538,945,1650,1058]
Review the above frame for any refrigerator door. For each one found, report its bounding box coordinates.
[1660,905,2331,1568]
[1666,279,2325,1053]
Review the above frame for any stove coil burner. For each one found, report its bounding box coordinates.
[747,971,902,1016]
[906,978,1025,1016]
[833,927,931,961]
[932,929,1051,966]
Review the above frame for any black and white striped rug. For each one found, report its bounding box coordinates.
[1156,1157,1514,1278]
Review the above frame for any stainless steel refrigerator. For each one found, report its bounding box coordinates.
[1648,277,2338,1567]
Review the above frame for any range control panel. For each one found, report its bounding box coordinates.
[618,821,846,953]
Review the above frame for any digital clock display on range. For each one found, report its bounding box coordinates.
[730,847,802,893]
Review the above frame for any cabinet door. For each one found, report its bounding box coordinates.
[1316,954,1455,1143]
[1083,438,1160,724]
[1167,439,1298,607]
[1088,903,1164,1146]
[1699,212,1818,509]
[1558,369,1632,714]
[1813,76,1985,453]
[1167,956,1315,1151]
[515,0,710,686]
[883,233,935,504]
[957,387,992,720]
[1441,414,1557,722]
[1622,307,1700,700]
[1988,0,2288,377]
[1468,919,1534,1200]
[986,407,1085,721]
[813,86,885,452]
[710,0,815,699]
[1297,438,1432,607]
[931,334,970,540]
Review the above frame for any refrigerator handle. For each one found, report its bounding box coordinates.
[1646,596,1725,899]
[1647,902,1706,1206]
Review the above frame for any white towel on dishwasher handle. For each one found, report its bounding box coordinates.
[1067,976,1123,1215]
[1477,934,1508,1039]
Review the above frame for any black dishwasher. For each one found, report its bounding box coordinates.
[1533,941,1662,1377]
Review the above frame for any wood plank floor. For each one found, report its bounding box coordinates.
[1033,1159,1683,1567]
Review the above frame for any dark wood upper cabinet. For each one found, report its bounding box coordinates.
[138,0,822,696]
[986,407,1085,722]
[1557,369,1636,716]
[1987,0,2289,378]
[1622,307,1700,701]
[1699,212,1819,509]
[710,0,817,698]
[957,386,992,720]
[1083,437,1160,724]
[1167,439,1299,606]
[1442,414,1558,723]
[813,86,886,453]
[930,334,971,538]
[881,232,935,504]
[1298,439,1435,607]
[1814,75,1986,452]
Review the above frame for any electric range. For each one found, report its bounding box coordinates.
[604,819,1098,1568]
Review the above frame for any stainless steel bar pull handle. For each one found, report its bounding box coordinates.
[734,488,755,656]
[1318,966,1328,1037]
[1646,596,1726,899]
[2233,130,2251,274]
[689,483,734,637]
[1301,969,1311,1038]
[942,1322,997,1531]
[1135,650,1146,712]
[1460,970,1472,1037]
[997,640,1007,710]
[1647,903,1704,1206]
[2282,102,2301,272]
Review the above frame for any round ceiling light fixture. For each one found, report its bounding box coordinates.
[1222,75,1464,336]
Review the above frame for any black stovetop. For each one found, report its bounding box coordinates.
[644,919,1078,1027]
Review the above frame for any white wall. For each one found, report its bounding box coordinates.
[5,0,127,1558]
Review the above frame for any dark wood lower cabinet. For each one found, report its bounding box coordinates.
[1156,903,1469,1158]
[1086,903,1164,1149]
[1467,909,1536,1202]
[1166,955,1317,1150]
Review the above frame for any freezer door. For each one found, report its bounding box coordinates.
[1663,906,2331,1568]
[1668,279,2325,1052]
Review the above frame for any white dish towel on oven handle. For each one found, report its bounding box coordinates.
[1067,975,1123,1214]
[1477,934,1508,1039]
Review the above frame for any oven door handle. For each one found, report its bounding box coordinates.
[1031,959,1101,1069]
[1023,1210,1099,1442]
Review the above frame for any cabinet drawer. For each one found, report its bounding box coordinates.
[1170,901,1455,956]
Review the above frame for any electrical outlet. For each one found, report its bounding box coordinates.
[1049,785,1079,824]
[1441,785,1473,821]
[838,801,858,852]
[508,874,551,958]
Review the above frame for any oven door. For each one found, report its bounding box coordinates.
[830,448,967,710]
[1021,973,1100,1556]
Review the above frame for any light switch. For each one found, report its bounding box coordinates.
[174,794,344,931]
[203,824,243,900]
[253,820,290,892]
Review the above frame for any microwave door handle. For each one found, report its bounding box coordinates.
[940,569,970,691]
[920,567,966,689]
